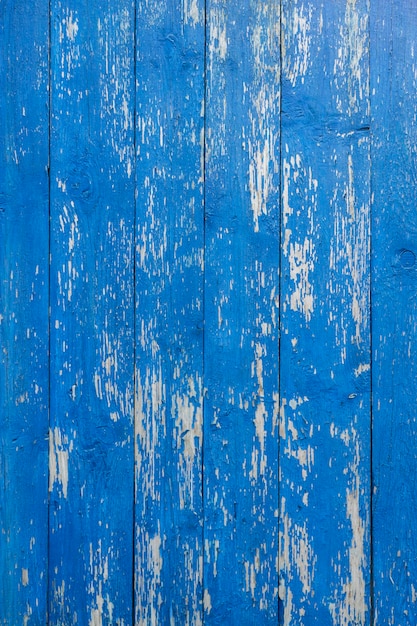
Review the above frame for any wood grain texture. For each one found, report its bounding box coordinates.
[49,1,135,622]
[203,1,280,622]
[4,1,417,622]
[0,1,49,622]
[279,2,371,623]
[371,2,417,623]
[134,0,205,623]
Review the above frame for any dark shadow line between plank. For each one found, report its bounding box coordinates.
[202,0,207,622]
[277,1,283,623]
[133,0,138,622]
[47,0,52,622]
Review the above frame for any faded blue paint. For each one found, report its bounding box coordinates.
[203,1,280,622]
[0,1,49,622]
[279,2,371,624]
[1,1,417,624]
[371,2,417,623]
[134,0,205,622]
[49,1,135,622]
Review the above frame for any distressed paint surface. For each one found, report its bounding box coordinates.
[279,1,371,623]
[49,1,135,622]
[0,1,49,622]
[134,0,205,623]
[371,2,417,623]
[204,1,280,622]
[3,1,417,623]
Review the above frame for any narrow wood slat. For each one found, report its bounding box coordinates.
[0,1,49,622]
[134,0,205,622]
[203,1,281,622]
[279,2,371,622]
[49,2,135,622]
[371,2,417,622]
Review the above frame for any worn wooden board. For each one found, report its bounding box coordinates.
[203,1,280,622]
[0,1,49,622]
[134,0,205,623]
[48,1,135,622]
[371,2,417,623]
[279,1,371,623]
[4,1,417,622]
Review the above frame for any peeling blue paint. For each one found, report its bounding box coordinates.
[1,1,415,624]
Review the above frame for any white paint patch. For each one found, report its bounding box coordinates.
[247,13,280,233]
[88,540,115,626]
[282,4,312,86]
[330,153,369,348]
[334,0,369,115]
[172,375,203,510]
[203,589,212,614]
[249,343,268,482]
[22,568,29,586]
[136,527,164,625]
[135,358,166,512]
[49,427,72,498]
[288,237,315,321]
[354,363,370,377]
[183,0,200,26]
[209,9,227,61]
[249,139,271,232]
[94,320,132,420]
[280,498,317,623]
[282,157,317,322]
[65,12,79,41]
[330,430,367,625]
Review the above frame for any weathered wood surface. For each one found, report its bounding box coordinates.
[279,1,371,623]
[204,0,280,622]
[1,0,416,623]
[371,2,417,623]
[0,1,49,622]
[49,1,135,622]
[134,0,205,623]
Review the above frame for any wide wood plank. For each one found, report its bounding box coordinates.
[134,0,205,622]
[371,2,417,622]
[279,2,371,623]
[203,1,281,622]
[0,2,49,622]
[49,2,135,622]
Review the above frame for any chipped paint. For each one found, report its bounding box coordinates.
[280,1,370,623]
[279,498,317,623]
[334,0,369,115]
[49,427,72,499]
[283,155,318,322]
[4,0,402,623]
[329,431,367,625]
[282,3,312,86]
[48,0,135,621]
[64,11,79,41]
[21,569,29,587]
[173,376,203,509]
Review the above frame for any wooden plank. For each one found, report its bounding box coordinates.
[371,2,417,622]
[48,2,135,622]
[0,1,49,622]
[279,2,371,623]
[134,1,205,623]
[203,1,280,622]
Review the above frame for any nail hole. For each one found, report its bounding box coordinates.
[400,249,416,268]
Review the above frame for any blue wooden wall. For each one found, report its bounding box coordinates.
[0,0,416,624]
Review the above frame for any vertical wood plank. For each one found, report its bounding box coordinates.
[371,2,417,622]
[134,0,205,622]
[0,1,49,622]
[203,1,280,622]
[279,2,371,623]
[49,2,135,622]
